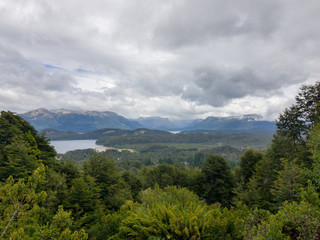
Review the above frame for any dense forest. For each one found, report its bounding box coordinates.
[40,128,172,141]
[1,82,320,239]
[59,145,244,170]
[96,132,270,148]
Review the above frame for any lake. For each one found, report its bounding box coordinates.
[50,139,99,154]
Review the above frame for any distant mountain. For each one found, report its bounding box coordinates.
[40,128,171,140]
[170,119,196,129]
[182,119,204,130]
[21,109,276,134]
[136,117,177,130]
[20,108,143,132]
[184,114,276,133]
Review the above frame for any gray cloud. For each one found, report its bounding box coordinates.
[0,43,75,92]
[182,65,306,107]
[153,0,282,48]
[0,0,320,120]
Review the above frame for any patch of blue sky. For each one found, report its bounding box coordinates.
[76,68,104,75]
[44,64,65,71]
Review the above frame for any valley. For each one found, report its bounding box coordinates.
[29,109,274,169]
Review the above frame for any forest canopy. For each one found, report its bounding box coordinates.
[1,82,320,239]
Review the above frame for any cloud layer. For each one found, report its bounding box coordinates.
[1,0,320,120]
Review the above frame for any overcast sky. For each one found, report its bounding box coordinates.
[1,0,319,120]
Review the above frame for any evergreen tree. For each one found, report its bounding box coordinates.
[304,122,320,190]
[274,82,320,167]
[0,165,88,239]
[0,111,56,180]
[201,155,234,206]
[238,156,277,211]
[83,152,132,209]
[139,164,189,189]
[65,174,104,228]
[121,170,142,200]
[271,159,303,204]
[238,149,264,187]
[276,81,320,145]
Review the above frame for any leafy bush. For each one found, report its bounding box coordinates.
[119,186,247,240]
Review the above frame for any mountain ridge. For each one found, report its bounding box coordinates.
[20,108,276,134]
[20,108,143,132]
[183,115,275,133]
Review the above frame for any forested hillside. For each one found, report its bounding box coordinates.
[40,128,171,140]
[96,132,270,148]
[1,82,320,239]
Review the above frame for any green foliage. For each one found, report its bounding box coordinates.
[301,122,320,190]
[58,160,80,186]
[271,159,303,205]
[139,164,189,189]
[200,145,244,169]
[121,170,142,200]
[43,128,170,140]
[37,167,68,214]
[248,200,320,239]
[65,174,103,223]
[0,111,56,181]
[106,144,200,169]
[0,165,88,239]
[89,209,127,240]
[190,152,206,167]
[267,132,311,167]
[2,135,39,180]
[300,181,320,207]
[83,152,132,210]
[267,133,298,163]
[61,148,95,165]
[275,82,320,168]
[238,149,264,186]
[34,206,88,240]
[307,122,320,162]
[276,82,320,145]
[237,156,277,211]
[97,132,271,149]
[0,164,47,238]
[201,155,234,206]
[83,152,118,186]
[244,208,271,240]
[120,186,247,240]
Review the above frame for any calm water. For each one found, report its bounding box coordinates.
[50,139,99,154]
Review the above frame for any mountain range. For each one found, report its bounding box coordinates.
[184,114,275,133]
[20,108,276,134]
[20,108,142,132]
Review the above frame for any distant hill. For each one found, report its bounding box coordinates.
[136,117,177,130]
[96,132,272,149]
[40,128,171,140]
[183,114,276,133]
[20,108,143,132]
